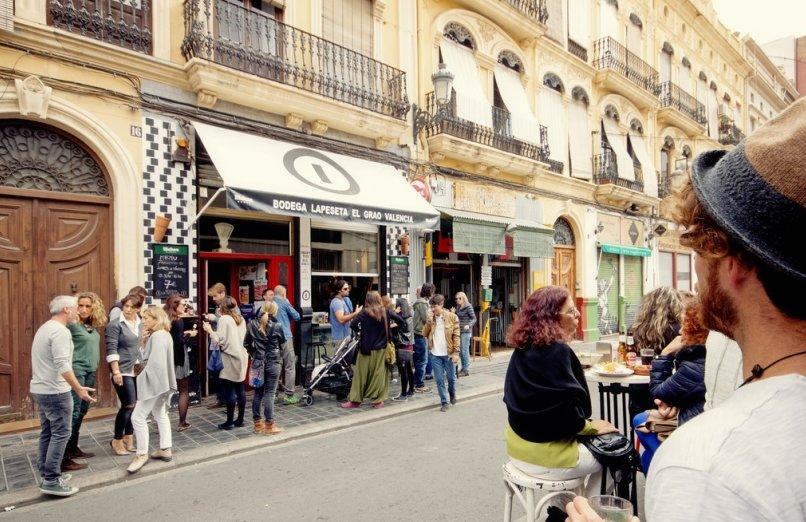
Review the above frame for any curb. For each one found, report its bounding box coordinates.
[1,378,504,512]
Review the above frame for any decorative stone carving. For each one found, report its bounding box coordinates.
[0,122,109,196]
[571,86,590,106]
[375,136,392,150]
[682,57,691,67]
[682,145,692,157]
[310,120,329,135]
[543,72,565,93]
[723,92,731,102]
[709,80,718,91]
[444,22,476,50]
[630,119,643,133]
[372,0,387,21]
[604,104,620,121]
[699,70,708,81]
[285,113,303,130]
[663,136,675,150]
[497,50,524,73]
[196,90,218,109]
[431,152,445,162]
[662,41,674,55]
[15,76,53,118]
[629,13,643,29]
[478,21,494,43]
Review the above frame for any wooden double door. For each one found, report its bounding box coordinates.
[552,245,576,302]
[0,193,114,420]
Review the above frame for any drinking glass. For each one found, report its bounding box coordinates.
[588,495,633,522]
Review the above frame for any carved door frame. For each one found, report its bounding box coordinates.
[0,120,115,420]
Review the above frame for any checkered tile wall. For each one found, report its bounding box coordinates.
[142,115,198,307]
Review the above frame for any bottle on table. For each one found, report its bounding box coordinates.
[625,332,638,368]
[616,332,627,364]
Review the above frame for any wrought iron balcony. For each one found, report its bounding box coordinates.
[657,173,672,199]
[425,91,551,165]
[568,39,588,62]
[48,0,152,53]
[658,81,706,125]
[593,37,658,97]
[506,0,549,24]
[181,0,409,119]
[719,121,745,145]
[593,149,644,192]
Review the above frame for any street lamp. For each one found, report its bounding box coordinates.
[412,63,454,145]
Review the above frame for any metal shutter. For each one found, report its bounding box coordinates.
[452,220,506,255]
[623,255,643,330]
[597,252,619,335]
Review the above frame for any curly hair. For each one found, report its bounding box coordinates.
[631,287,682,351]
[673,174,805,319]
[679,292,709,345]
[76,292,107,329]
[506,286,570,348]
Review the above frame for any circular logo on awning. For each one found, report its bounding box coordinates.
[283,148,360,195]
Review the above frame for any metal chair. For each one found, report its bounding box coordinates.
[503,461,585,522]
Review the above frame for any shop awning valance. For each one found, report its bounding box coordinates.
[600,243,651,257]
[193,122,440,229]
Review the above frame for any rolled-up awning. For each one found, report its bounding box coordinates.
[193,122,440,229]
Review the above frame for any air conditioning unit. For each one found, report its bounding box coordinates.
[0,0,13,33]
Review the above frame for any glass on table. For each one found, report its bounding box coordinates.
[588,495,633,522]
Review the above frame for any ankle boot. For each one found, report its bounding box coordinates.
[262,421,284,435]
[253,419,265,433]
[122,435,136,453]
[110,438,129,456]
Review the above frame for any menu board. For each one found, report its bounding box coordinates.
[152,244,189,299]
[389,255,409,295]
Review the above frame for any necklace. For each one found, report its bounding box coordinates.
[739,350,806,387]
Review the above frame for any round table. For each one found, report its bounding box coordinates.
[585,369,650,444]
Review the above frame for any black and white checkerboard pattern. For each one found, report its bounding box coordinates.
[142,115,198,307]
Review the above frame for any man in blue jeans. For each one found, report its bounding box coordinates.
[30,296,96,497]
[412,283,435,392]
[422,294,460,412]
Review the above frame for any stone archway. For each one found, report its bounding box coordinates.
[0,120,115,420]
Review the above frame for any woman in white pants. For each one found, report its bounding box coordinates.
[127,307,177,474]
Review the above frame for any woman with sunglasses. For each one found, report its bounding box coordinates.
[164,293,197,432]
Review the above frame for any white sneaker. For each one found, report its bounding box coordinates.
[127,454,148,474]
[150,448,172,462]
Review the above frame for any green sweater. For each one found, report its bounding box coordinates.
[505,420,599,468]
[68,322,101,373]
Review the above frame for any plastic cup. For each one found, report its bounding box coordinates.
[588,495,633,522]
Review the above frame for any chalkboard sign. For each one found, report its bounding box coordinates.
[152,244,189,299]
[390,255,409,295]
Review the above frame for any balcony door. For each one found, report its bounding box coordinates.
[660,51,671,84]
[216,0,283,77]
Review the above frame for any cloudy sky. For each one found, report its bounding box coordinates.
[712,0,806,43]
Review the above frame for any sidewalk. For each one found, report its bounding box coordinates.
[0,354,511,509]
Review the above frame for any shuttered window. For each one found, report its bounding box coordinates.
[623,255,643,330]
[323,0,373,56]
[597,252,620,335]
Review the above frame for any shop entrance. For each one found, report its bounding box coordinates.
[433,258,475,307]
[489,262,526,347]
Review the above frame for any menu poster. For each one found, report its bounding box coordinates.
[254,282,268,300]
[389,256,409,295]
[238,283,252,305]
[152,244,189,299]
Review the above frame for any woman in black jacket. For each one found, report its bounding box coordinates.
[164,293,197,432]
[244,301,286,435]
[341,291,407,410]
[392,297,415,401]
[504,286,617,498]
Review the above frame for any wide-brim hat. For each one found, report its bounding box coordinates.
[692,97,806,281]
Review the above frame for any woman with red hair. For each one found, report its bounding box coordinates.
[504,286,617,497]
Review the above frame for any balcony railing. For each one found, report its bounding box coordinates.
[425,91,551,165]
[658,81,706,125]
[48,0,152,53]
[568,39,588,62]
[507,0,549,24]
[182,0,409,119]
[658,173,672,199]
[593,149,645,192]
[593,37,658,96]
[719,119,745,145]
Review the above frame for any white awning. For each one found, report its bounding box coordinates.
[193,122,440,229]
[602,118,636,181]
[494,64,541,144]
[439,39,493,128]
[569,101,592,179]
[539,87,568,175]
[629,132,657,197]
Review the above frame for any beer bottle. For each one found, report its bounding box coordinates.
[626,331,638,368]
[616,332,627,364]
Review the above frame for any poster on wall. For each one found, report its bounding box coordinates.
[152,244,189,299]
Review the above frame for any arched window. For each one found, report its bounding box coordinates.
[553,218,575,246]
[571,86,590,106]
[629,118,644,134]
[497,50,524,73]
[443,22,475,50]
[604,104,620,121]
[543,72,565,93]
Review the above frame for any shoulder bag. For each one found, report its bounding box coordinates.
[579,432,640,498]
[383,312,396,366]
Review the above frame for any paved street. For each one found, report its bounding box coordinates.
[6,393,510,521]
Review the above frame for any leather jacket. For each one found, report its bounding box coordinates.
[243,317,286,361]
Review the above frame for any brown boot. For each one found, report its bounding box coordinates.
[123,434,136,453]
[110,438,130,456]
[262,421,284,435]
[61,458,88,472]
[253,419,265,434]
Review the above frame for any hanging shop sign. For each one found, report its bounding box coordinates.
[599,243,652,257]
[152,244,190,298]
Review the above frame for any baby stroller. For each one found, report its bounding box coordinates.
[301,333,358,406]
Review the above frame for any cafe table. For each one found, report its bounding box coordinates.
[585,369,650,445]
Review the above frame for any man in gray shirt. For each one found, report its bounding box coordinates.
[30,296,96,498]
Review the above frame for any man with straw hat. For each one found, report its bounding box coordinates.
[568,98,806,521]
